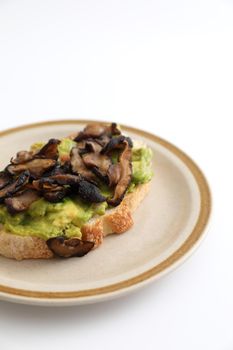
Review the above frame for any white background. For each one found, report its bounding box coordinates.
[0,0,233,349]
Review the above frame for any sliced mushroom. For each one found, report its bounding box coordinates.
[82,152,112,183]
[107,163,121,187]
[34,174,81,194]
[47,236,94,258]
[76,180,106,203]
[5,189,40,214]
[91,167,109,183]
[82,152,111,170]
[0,171,12,190]
[42,173,81,186]
[101,135,133,154]
[43,186,67,203]
[36,138,61,159]
[11,151,34,164]
[95,134,111,147]
[32,176,68,200]
[6,158,57,178]
[42,162,71,178]
[37,174,79,202]
[37,174,105,203]
[0,171,29,200]
[107,141,132,206]
[74,123,121,142]
[84,140,103,153]
[70,147,97,181]
[74,124,106,141]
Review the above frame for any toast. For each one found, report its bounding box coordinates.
[0,182,150,260]
[0,122,153,260]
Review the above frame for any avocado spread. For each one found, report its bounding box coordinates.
[0,139,153,240]
[0,197,107,240]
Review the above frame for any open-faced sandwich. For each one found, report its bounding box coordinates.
[0,123,153,260]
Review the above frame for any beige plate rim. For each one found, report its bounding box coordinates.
[0,120,211,303]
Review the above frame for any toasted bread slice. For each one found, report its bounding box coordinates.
[0,182,150,260]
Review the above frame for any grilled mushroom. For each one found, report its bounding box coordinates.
[74,125,105,142]
[47,236,94,258]
[0,171,12,190]
[43,186,67,203]
[40,173,81,186]
[101,135,133,154]
[6,158,57,178]
[82,152,112,182]
[32,176,68,202]
[11,151,34,164]
[0,171,29,201]
[82,152,111,170]
[74,123,121,142]
[84,140,103,153]
[107,163,121,187]
[36,138,61,159]
[38,174,105,203]
[5,189,40,214]
[95,134,111,147]
[107,141,132,206]
[70,147,97,181]
[34,174,80,191]
[42,162,71,178]
[76,180,106,203]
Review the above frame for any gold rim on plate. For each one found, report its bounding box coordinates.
[0,120,211,300]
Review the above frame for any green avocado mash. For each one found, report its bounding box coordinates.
[57,138,76,160]
[132,147,153,184]
[0,197,107,240]
[0,140,153,240]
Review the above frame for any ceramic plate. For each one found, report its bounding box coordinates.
[0,120,211,306]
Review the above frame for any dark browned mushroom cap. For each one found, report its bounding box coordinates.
[47,236,94,258]
[0,171,29,201]
[4,189,40,214]
[107,141,132,206]
[101,135,133,154]
[76,180,106,203]
[11,151,34,165]
[0,171,12,190]
[36,138,61,160]
[70,147,97,181]
[74,123,121,142]
[6,158,57,178]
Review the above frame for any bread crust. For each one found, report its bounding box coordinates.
[0,230,53,260]
[82,182,150,246]
[0,182,150,260]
